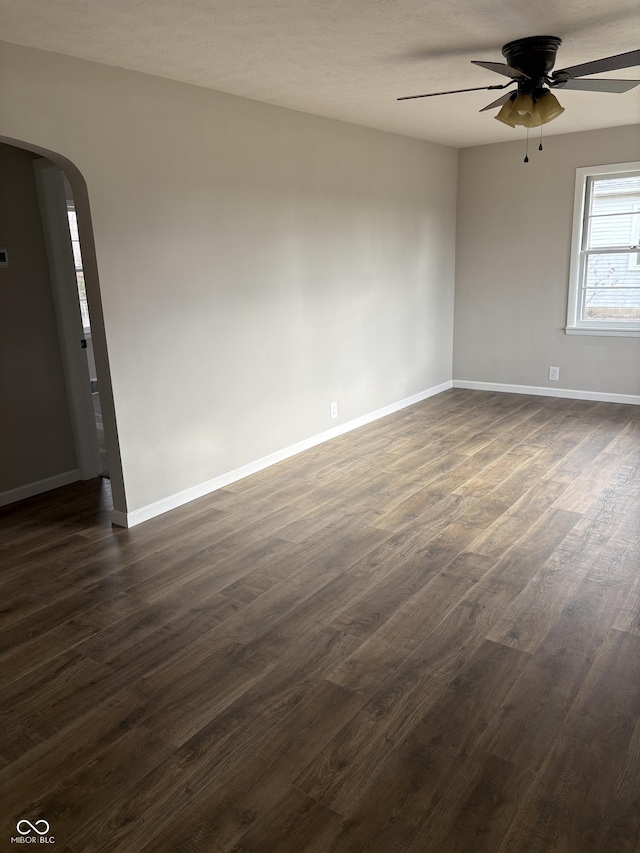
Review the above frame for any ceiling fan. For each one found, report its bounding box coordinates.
[398,37,640,135]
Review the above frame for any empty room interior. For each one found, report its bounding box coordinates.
[1,0,640,849]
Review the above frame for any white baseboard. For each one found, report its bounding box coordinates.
[0,469,81,508]
[112,380,453,528]
[453,379,640,406]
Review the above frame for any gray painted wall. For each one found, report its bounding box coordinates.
[454,124,640,396]
[0,142,77,493]
[0,42,458,515]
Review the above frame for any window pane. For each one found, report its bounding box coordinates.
[67,208,80,240]
[584,253,640,289]
[75,270,91,328]
[66,205,91,331]
[583,287,640,321]
[582,251,640,322]
[590,174,640,216]
[586,211,640,250]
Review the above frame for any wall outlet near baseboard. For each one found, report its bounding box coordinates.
[548,366,560,381]
[330,401,338,419]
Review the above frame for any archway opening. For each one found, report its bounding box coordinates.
[0,136,125,519]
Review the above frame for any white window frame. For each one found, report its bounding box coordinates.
[630,204,640,270]
[566,161,640,338]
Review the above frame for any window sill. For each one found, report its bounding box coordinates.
[565,326,640,338]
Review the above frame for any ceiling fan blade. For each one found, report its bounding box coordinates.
[397,83,509,101]
[553,77,640,93]
[471,60,530,80]
[555,48,640,79]
[480,92,512,111]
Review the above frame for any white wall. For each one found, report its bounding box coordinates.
[454,124,640,398]
[0,41,458,519]
[0,143,77,495]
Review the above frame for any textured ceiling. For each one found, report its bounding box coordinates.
[1,0,639,147]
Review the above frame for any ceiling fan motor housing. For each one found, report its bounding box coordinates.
[502,36,562,91]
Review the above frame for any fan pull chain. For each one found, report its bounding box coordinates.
[524,127,529,163]
[539,124,544,151]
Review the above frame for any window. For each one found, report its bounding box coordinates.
[566,162,640,337]
[67,203,91,333]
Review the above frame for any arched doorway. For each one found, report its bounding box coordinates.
[0,136,126,519]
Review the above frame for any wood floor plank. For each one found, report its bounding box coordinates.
[1,390,638,852]
[5,726,173,847]
[0,682,153,818]
[468,478,570,560]
[606,541,640,633]
[79,594,244,675]
[327,560,486,695]
[72,679,362,853]
[222,787,343,853]
[542,419,631,487]
[570,455,640,540]
[484,525,609,654]
[551,450,630,513]
[294,596,502,815]
[124,534,295,606]
[499,629,640,853]
[613,495,640,545]
[0,591,147,687]
[138,576,349,746]
[325,551,495,698]
[605,417,640,455]
[584,535,640,589]
[0,651,116,762]
[330,520,482,640]
[370,483,469,532]
[301,640,528,853]
[466,508,580,602]
[481,565,636,773]
[409,749,536,853]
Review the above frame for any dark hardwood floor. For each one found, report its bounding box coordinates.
[1,388,639,852]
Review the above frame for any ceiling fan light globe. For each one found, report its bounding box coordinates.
[495,99,516,126]
[526,103,544,127]
[536,91,565,124]
[511,93,534,118]
[541,106,564,125]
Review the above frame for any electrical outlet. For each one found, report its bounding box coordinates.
[549,366,560,381]
[330,401,338,419]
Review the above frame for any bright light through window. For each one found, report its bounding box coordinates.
[67,205,91,332]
